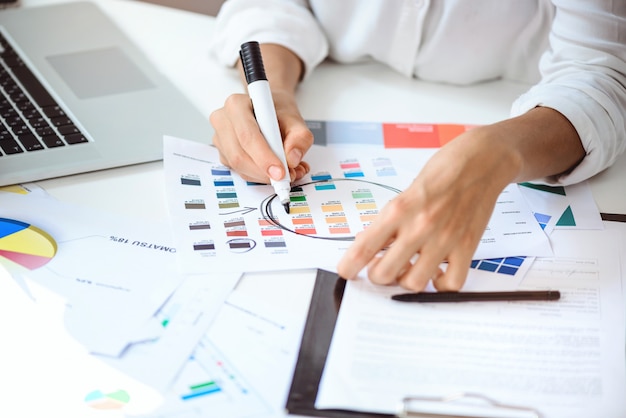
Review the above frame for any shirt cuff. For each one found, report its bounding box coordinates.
[511,83,620,186]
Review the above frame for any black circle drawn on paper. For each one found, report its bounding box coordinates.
[260,178,401,241]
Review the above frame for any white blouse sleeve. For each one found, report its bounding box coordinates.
[511,0,626,185]
[208,0,329,79]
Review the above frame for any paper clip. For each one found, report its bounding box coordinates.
[397,393,542,418]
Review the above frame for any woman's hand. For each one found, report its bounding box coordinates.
[337,107,585,292]
[209,43,313,184]
[337,128,516,291]
[210,88,313,183]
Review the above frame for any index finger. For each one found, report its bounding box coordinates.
[337,223,394,280]
[279,114,314,170]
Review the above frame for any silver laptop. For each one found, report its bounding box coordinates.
[0,1,214,186]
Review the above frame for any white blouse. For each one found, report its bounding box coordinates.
[210,0,626,185]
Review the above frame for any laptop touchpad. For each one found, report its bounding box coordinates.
[47,47,155,99]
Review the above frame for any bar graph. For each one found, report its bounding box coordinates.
[180,379,221,400]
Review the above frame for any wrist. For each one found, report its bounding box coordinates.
[469,126,524,186]
[433,127,523,193]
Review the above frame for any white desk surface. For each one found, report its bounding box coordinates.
[3,1,626,418]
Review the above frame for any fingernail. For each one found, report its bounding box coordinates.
[287,149,302,167]
[268,165,283,181]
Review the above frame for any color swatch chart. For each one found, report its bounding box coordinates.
[307,120,476,148]
[164,137,551,275]
[165,141,416,273]
[470,256,526,276]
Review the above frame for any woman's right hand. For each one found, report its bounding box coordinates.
[209,43,312,184]
[210,88,313,184]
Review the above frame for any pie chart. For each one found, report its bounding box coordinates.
[0,218,57,270]
[84,389,130,410]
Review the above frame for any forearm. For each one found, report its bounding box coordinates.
[470,106,585,185]
[510,1,626,184]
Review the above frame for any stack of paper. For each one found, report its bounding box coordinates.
[1,129,623,418]
[0,186,240,397]
[147,135,624,418]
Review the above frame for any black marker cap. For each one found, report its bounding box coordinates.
[240,41,267,84]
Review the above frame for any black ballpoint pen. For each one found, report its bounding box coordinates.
[391,290,561,303]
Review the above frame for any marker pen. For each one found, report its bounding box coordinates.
[239,41,291,214]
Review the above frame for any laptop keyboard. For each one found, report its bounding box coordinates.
[0,32,88,156]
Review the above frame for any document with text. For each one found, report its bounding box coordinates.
[316,228,626,417]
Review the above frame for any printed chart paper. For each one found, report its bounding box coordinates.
[164,137,551,274]
[0,192,182,356]
[518,181,603,231]
[140,269,315,417]
[100,272,240,391]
